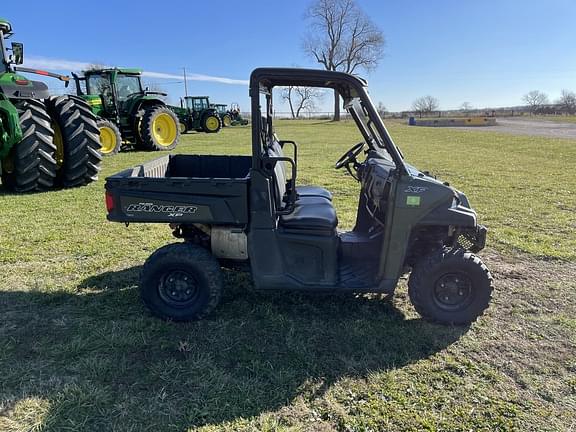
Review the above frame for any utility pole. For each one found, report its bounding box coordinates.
[183,67,188,97]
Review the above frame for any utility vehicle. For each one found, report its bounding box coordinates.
[72,68,180,155]
[172,96,222,134]
[105,68,492,325]
[0,18,101,192]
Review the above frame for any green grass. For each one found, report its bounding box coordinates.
[0,121,575,431]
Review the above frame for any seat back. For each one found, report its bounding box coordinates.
[267,140,287,207]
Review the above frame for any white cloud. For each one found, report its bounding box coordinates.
[23,56,248,86]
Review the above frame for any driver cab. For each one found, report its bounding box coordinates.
[247,69,401,292]
[84,69,143,113]
[86,72,115,113]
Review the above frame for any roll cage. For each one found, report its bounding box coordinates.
[248,67,407,175]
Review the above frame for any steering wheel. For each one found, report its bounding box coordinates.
[335,142,365,170]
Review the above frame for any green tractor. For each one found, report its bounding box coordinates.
[0,18,101,192]
[172,96,222,134]
[229,103,249,126]
[212,103,232,127]
[72,68,180,156]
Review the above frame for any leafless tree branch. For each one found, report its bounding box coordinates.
[412,96,439,118]
[523,90,549,114]
[281,86,324,118]
[302,0,384,120]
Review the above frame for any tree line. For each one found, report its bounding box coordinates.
[522,90,576,115]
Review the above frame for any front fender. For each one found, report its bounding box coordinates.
[0,94,22,158]
[419,198,478,228]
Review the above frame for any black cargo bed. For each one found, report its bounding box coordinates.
[105,154,251,225]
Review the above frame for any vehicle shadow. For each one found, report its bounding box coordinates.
[1,267,469,430]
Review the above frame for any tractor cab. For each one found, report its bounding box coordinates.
[212,103,228,115]
[77,68,145,116]
[182,96,211,116]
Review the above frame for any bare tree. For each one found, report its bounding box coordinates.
[522,90,549,114]
[376,102,387,118]
[460,102,473,115]
[556,89,576,115]
[303,0,385,121]
[282,86,323,118]
[412,96,439,118]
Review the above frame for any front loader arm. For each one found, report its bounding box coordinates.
[14,67,70,87]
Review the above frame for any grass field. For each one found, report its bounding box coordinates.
[1,120,575,431]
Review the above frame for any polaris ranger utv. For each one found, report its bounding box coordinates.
[105,68,492,325]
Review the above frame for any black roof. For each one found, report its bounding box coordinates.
[249,68,368,100]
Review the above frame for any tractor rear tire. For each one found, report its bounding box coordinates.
[97,119,122,156]
[140,106,180,151]
[140,242,223,321]
[408,247,493,325]
[1,99,57,192]
[46,95,102,187]
[222,114,232,127]
[202,113,222,133]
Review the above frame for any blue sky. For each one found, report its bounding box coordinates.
[5,0,575,112]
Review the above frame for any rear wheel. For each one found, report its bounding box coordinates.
[1,99,57,192]
[140,243,223,321]
[221,114,232,127]
[408,248,493,325]
[202,113,222,133]
[140,106,180,151]
[97,119,122,156]
[46,95,102,187]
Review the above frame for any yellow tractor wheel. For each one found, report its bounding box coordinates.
[140,106,180,151]
[202,114,222,133]
[97,119,122,156]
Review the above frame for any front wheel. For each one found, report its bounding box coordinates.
[408,248,493,325]
[97,119,122,156]
[140,106,180,151]
[221,114,232,127]
[140,243,223,321]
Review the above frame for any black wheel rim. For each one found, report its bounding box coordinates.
[158,270,200,307]
[433,272,473,311]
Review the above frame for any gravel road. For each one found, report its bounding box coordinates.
[452,118,576,139]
